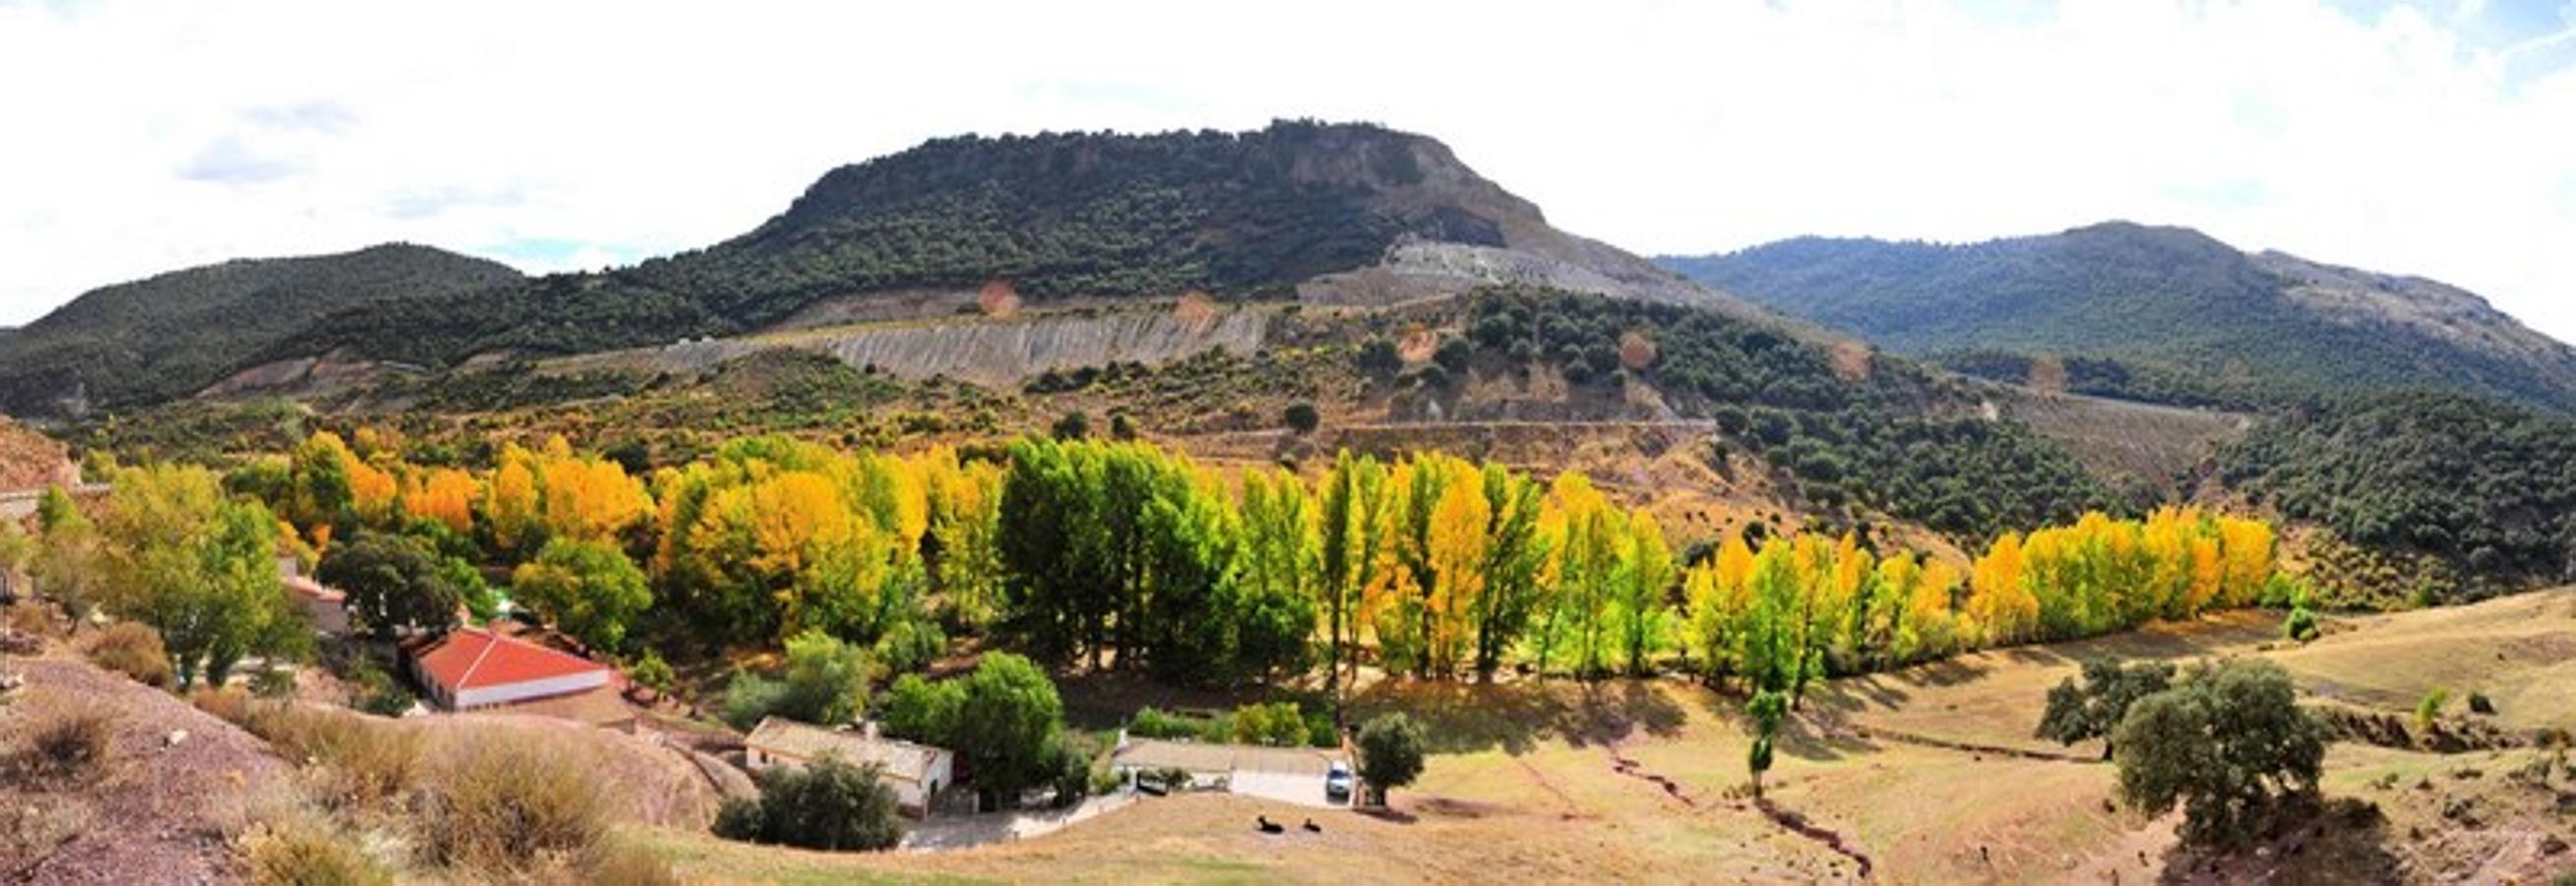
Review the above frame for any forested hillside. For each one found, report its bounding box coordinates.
[0,244,521,415]
[2221,390,2576,599]
[1659,222,2576,412]
[280,121,1611,368]
[1451,288,2111,540]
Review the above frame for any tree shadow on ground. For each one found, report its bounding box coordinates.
[1348,678,1687,755]
[1685,686,1882,763]
[1774,706,1882,762]
[2152,797,2404,885]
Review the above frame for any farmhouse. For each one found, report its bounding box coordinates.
[405,624,617,712]
[743,717,955,817]
[276,555,350,637]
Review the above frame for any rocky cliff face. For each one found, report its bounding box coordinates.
[546,304,1270,388]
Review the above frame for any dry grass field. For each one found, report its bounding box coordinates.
[639,588,2576,884]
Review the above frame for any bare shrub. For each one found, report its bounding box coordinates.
[18,704,113,780]
[195,692,421,811]
[84,622,173,688]
[419,731,610,874]
[0,793,92,868]
[190,685,254,727]
[3,601,58,640]
[242,814,389,886]
[583,839,682,886]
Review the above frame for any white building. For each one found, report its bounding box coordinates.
[405,624,616,711]
[742,717,956,817]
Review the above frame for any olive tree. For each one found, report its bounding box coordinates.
[2113,659,2325,849]
[1357,712,1426,806]
[2036,658,2176,760]
[320,531,465,638]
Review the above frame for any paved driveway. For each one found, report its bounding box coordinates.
[1227,769,1348,808]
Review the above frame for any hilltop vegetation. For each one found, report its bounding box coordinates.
[0,244,521,415]
[1660,222,2576,412]
[2222,390,2576,600]
[283,121,1533,367]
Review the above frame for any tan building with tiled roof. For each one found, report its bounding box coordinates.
[743,717,955,816]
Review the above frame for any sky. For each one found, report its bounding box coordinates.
[3,0,2574,340]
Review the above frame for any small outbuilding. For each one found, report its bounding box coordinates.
[406,624,616,711]
[742,717,956,817]
[276,555,350,637]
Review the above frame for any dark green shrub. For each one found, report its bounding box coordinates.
[2282,606,2320,643]
[721,755,904,852]
[720,672,791,731]
[1283,402,1320,435]
[872,619,946,675]
[346,661,415,716]
[1306,711,1339,748]
[628,651,677,697]
[1126,706,1201,740]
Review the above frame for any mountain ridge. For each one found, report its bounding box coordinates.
[264,120,1758,373]
[1657,222,2576,412]
[0,242,522,416]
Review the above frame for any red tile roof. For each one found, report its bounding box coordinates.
[412,625,610,692]
[282,574,345,603]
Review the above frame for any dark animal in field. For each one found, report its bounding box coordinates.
[1303,818,1322,833]
[1257,815,1285,835]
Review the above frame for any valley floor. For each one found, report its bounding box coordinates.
[639,589,2576,884]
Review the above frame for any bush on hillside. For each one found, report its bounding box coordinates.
[248,665,299,699]
[419,732,612,873]
[872,618,947,675]
[198,693,424,810]
[628,651,677,698]
[719,672,792,731]
[1125,706,1199,740]
[85,622,173,688]
[715,754,904,852]
[17,704,114,781]
[1229,701,1310,747]
[1044,732,1094,809]
[344,661,415,717]
[2282,606,2320,643]
[2416,688,2449,732]
[1284,401,1320,434]
[243,815,391,886]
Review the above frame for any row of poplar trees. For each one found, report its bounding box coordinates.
[240,428,2276,695]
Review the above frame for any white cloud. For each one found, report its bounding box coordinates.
[0,0,2571,342]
